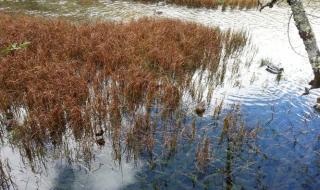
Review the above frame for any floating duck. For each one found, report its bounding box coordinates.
[266,64,284,74]
[153,9,163,15]
[195,102,206,117]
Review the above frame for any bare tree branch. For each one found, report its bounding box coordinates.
[259,0,279,11]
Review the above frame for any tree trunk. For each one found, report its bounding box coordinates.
[288,0,320,88]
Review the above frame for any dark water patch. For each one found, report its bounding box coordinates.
[53,166,76,190]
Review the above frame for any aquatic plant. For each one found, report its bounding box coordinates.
[195,136,211,170]
[0,12,248,182]
[123,103,264,189]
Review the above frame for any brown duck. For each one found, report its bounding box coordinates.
[195,102,206,117]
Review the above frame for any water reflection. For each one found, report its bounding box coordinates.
[52,140,140,190]
[54,166,76,190]
[1,0,320,189]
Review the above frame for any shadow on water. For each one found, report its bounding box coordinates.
[53,166,76,190]
[1,1,320,190]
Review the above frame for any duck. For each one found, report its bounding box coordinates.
[153,9,163,15]
[195,102,206,117]
[266,64,284,74]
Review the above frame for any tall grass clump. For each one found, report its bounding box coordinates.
[0,12,248,167]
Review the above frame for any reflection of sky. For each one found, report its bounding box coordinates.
[1,138,140,189]
[53,140,141,190]
[1,1,320,189]
[1,145,56,189]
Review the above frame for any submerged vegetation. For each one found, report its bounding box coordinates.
[136,0,258,9]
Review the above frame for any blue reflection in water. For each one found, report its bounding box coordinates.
[53,166,76,190]
[122,79,320,189]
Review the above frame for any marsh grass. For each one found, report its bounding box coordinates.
[0,12,248,178]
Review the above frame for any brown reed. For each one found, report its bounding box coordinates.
[0,12,248,165]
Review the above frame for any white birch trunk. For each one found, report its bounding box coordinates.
[289,0,320,87]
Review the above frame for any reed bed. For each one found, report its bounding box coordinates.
[0,12,248,169]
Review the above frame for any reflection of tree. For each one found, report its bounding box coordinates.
[124,104,263,189]
[217,106,261,189]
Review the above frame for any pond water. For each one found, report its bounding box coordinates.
[1,1,320,190]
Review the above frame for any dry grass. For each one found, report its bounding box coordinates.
[0,12,248,165]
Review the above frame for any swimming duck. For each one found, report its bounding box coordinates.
[266,64,284,74]
[195,102,206,117]
[153,9,163,15]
